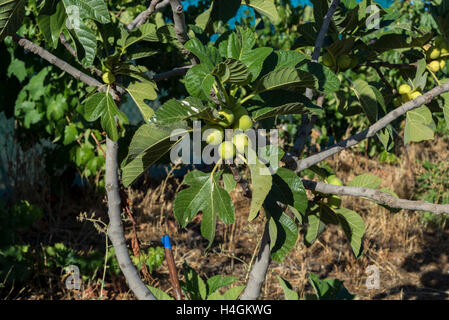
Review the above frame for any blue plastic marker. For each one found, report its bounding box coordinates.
[161,235,182,300]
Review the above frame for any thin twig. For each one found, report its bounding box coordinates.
[13,34,120,100]
[127,0,171,30]
[90,132,106,158]
[370,63,395,94]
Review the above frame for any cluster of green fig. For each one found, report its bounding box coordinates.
[393,84,422,107]
[322,52,358,72]
[203,106,254,160]
[425,36,449,73]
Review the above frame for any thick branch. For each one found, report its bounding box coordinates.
[240,222,271,300]
[127,0,171,30]
[302,180,449,215]
[13,34,120,100]
[288,81,449,172]
[105,138,156,300]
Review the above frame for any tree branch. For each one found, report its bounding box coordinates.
[240,221,271,300]
[298,0,339,158]
[168,0,198,65]
[305,0,340,99]
[127,0,171,31]
[13,34,120,100]
[151,65,192,81]
[106,138,156,300]
[286,81,449,172]
[302,179,449,215]
[368,61,417,70]
[291,94,324,156]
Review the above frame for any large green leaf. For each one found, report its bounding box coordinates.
[304,211,326,246]
[222,286,245,300]
[245,0,280,24]
[184,64,214,100]
[173,170,234,247]
[37,1,66,48]
[207,285,245,300]
[277,276,299,300]
[222,172,237,194]
[206,275,238,296]
[155,97,217,124]
[265,199,298,262]
[334,208,365,258]
[69,18,97,65]
[252,101,323,121]
[306,273,355,300]
[83,92,128,141]
[261,168,304,262]
[125,80,158,122]
[253,66,317,94]
[0,0,25,40]
[121,123,190,186]
[147,286,174,300]
[184,38,222,69]
[219,26,272,79]
[351,79,378,123]
[247,149,272,221]
[180,263,207,300]
[62,0,110,24]
[265,168,308,220]
[120,23,159,50]
[348,174,382,189]
[274,50,309,70]
[404,106,436,144]
[304,205,337,246]
[212,58,251,85]
[300,62,340,94]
